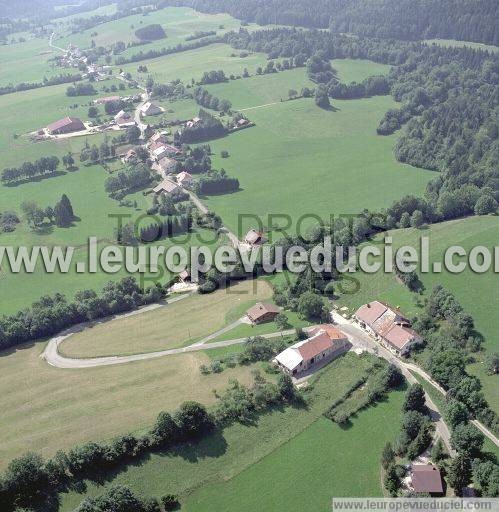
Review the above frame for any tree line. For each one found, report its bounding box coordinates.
[193,86,232,112]
[0,371,299,511]
[1,156,60,184]
[105,164,153,200]
[0,73,82,97]
[0,277,162,352]
[174,109,227,144]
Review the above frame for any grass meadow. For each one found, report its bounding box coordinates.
[57,7,249,60]
[58,353,403,511]
[60,279,273,358]
[0,339,261,470]
[203,94,435,236]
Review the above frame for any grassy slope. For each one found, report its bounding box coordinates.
[58,353,398,511]
[204,93,434,236]
[0,340,260,470]
[185,393,405,512]
[60,279,273,358]
[336,216,499,411]
[121,42,270,85]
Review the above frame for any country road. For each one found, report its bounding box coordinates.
[332,311,499,451]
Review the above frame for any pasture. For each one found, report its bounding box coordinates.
[0,339,259,470]
[203,91,435,236]
[60,279,273,358]
[121,42,270,85]
[57,353,398,510]
[56,7,248,59]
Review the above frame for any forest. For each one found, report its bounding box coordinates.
[159,0,499,45]
[222,28,498,224]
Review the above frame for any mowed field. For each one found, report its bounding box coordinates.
[0,339,258,470]
[60,279,273,358]
[200,72,434,236]
[335,216,499,411]
[121,42,271,85]
[59,353,404,511]
[57,7,250,59]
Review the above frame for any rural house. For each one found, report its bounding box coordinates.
[246,302,280,324]
[153,179,179,195]
[149,132,168,145]
[244,229,264,246]
[274,325,349,376]
[47,117,85,135]
[354,301,422,356]
[140,101,162,116]
[410,465,444,495]
[176,171,193,187]
[152,145,169,160]
[186,116,201,128]
[158,156,177,174]
[114,110,135,127]
[121,149,137,163]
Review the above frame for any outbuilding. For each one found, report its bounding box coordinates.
[47,117,85,135]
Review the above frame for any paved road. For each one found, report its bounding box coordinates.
[43,326,294,369]
[332,314,456,455]
[333,311,499,451]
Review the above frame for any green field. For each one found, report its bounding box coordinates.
[60,279,273,358]
[424,39,499,53]
[121,42,271,85]
[58,353,403,511]
[335,216,499,411]
[203,92,434,236]
[0,338,261,469]
[56,7,249,60]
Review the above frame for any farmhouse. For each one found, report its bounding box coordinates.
[246,302,280,324]
[47,117,85,135]
[244,229,264,246]
[274,326,349,376]
[152,145,169,160]
[140,101,162,116]
[149,132,168,145]
[121,149,137,163]
[354,301,422,356]
[158,156,177,174]
[176,171,193,187]
[410,465,444,495]
[114,110,135,127]
[186,116,201,128]
[153,179,179,195]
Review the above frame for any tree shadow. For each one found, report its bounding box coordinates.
[4,170,67,187]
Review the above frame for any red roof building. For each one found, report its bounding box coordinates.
[354,301,421,355]
[246,302,280,324]
[274,326,349,376]
[47,117,85,135]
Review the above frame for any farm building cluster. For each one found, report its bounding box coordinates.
[354,301,422,356]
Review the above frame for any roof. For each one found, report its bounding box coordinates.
[140,101,161,114]
[411,465,443,493]
[179,270,190,280]
[306,324,348,341]
[274,329,344,371]
[151,132,168,142]
[153,179,179,194]
[47,117,84,132]
[297,332,334,360]
[177,171,192,182]
[245,229,263,244]
[246,302,280,321]
[274,347,303,371]
[383,324,419,351]
[355,301,388,326]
